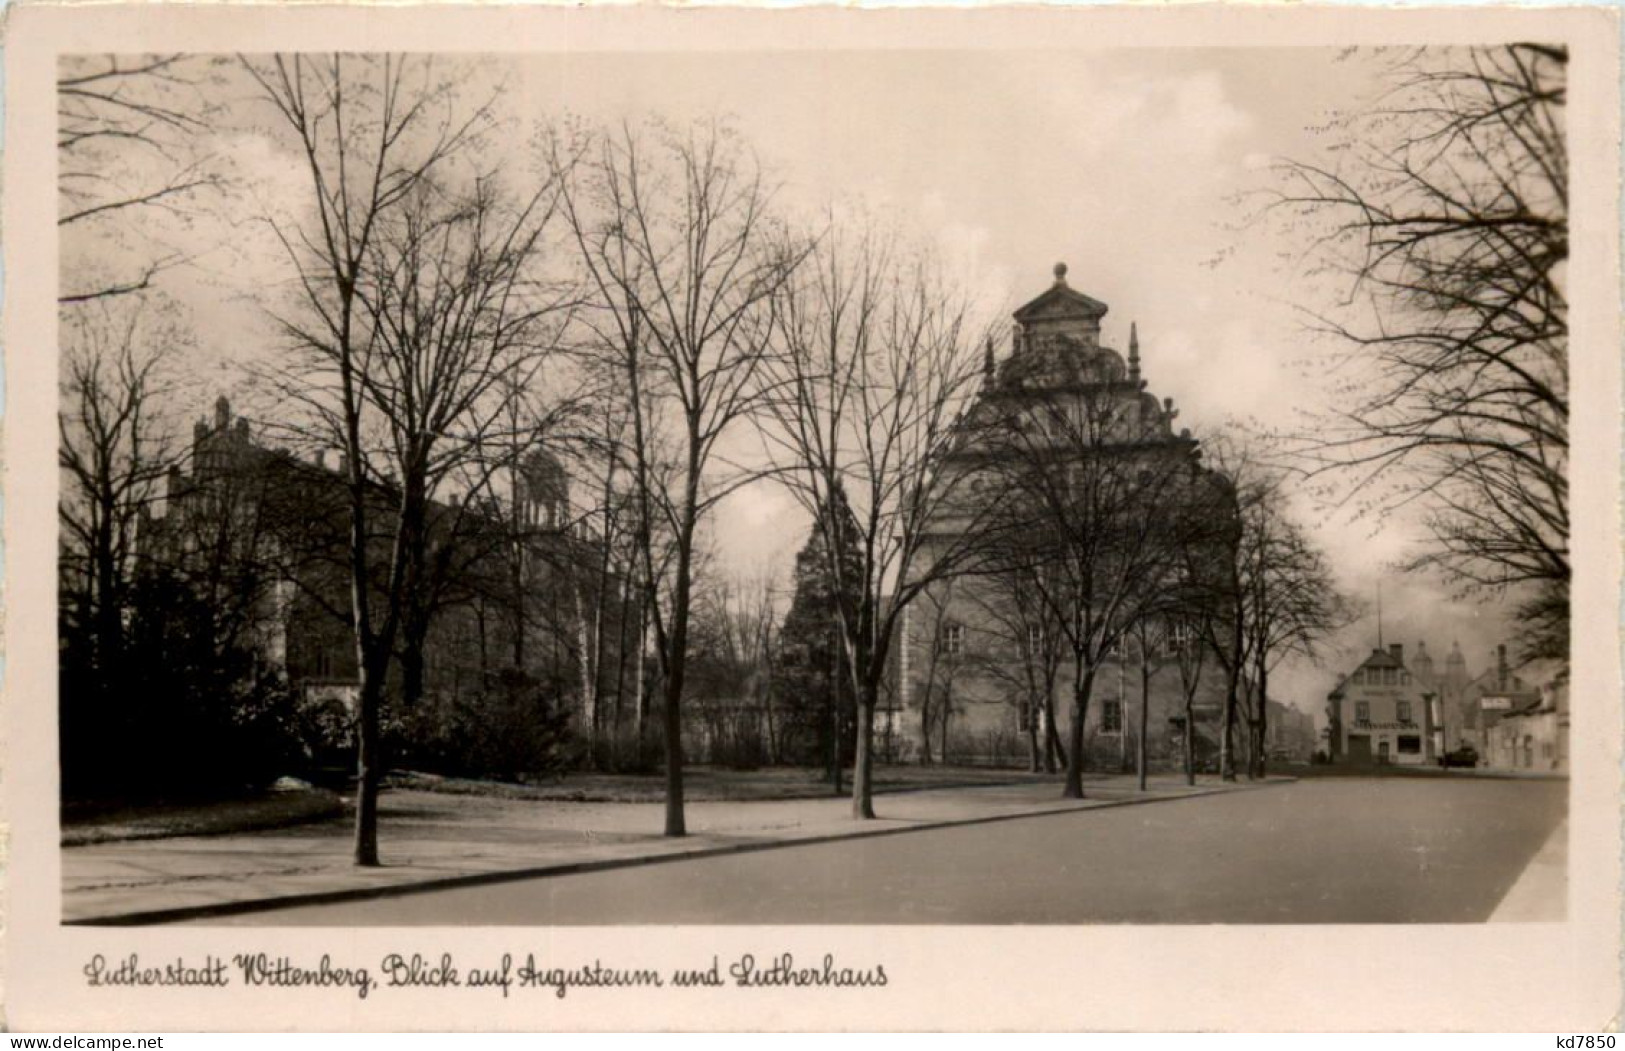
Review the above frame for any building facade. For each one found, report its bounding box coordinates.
[1481,657,1568,773]
[1325,643,1440,765]
[139,397,632,749]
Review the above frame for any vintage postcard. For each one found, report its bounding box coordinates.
[5,2,1620,1032]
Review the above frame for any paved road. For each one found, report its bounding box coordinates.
[197,778,1566,925]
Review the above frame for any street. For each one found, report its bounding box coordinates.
[193,777,1565,925]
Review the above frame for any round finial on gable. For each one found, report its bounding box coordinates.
[1053,262,1068,284]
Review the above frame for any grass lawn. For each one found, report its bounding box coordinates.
[62,788,346,846]
[387,763,1060,804]
[61,764,1062,844]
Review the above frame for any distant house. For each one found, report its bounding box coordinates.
[1482,657,1569,773]
[1325,643,1439,766]
[1455,644,1534,760]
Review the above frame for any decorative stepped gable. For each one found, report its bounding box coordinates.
[980,263,1190,446]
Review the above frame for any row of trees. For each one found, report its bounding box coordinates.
[56,54,1010,853]
[60,45,1552,864]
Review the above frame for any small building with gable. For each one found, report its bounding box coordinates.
[1325,643,1440,765]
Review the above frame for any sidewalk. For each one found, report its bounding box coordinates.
[1488,815,1567,921]
[63,773,1281,924]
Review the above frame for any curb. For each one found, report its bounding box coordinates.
[70,778,1291,926]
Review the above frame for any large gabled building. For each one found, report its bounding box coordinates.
[894,264,1239,768]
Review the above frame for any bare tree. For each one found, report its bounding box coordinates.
[981,374,1224,799]
[1123,614,1173,792]
[58,298,185,687]
[58,55,221,303]
[686,565,782,765]
[355,171,576,718]
[1168,606,1212,785]
[763,228,992,817]
[1235,476,1348,778]
[242,53,494,865]
[552,119,804,836]
[909,581,979,768]
[1267,45,1568,659]
[968,561,1068,773]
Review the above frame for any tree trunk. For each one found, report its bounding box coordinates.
[852,690,877,819]
[1137,658,1151,792]
[1027,698,1042,773]
[348,486,383,867]
[634,589,648,742]
[662,545,692,838]
[1183,694,1196,786]
[1256,659,1270,780]
[352,650,386,867]
[1063,661,1093,799]
[610,570,632,765]
[401,616,427,711]
[577,580,598,747]
[829,624,844,794]
[1220,663,1240,782]
[92,527,121,691]
[1044,691,1064,773]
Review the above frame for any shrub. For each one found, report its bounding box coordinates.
[60,573,305,802]
[390,668,576,782]
[694,706,769,770]
[589,721,663,774]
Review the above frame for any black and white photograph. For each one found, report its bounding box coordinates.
[6,2,1620,1033]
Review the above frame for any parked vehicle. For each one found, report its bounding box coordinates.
[1438,744,1479,769]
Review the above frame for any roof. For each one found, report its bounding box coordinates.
[1513,657,1569,690]
[1494,692,1550,719]
[1012,266,1110,324]
[1359,648,1405,670]
[1326,647,1413,698]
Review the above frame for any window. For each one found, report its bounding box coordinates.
[1383,668,1397,686]
[1397,701,1412,724]
[1026,625,1043,657]
[1350,670,1364,685]
[1101,699,1124,735]
[1400,671,1411,685]
[941,623,964,656]
[1165,622,1192,657]
[1355,701,1371,724]
[1398,736,1421,755]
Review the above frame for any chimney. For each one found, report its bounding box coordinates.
[1389,643,1403,662]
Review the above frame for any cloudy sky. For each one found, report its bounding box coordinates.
[96,47,1529,718]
